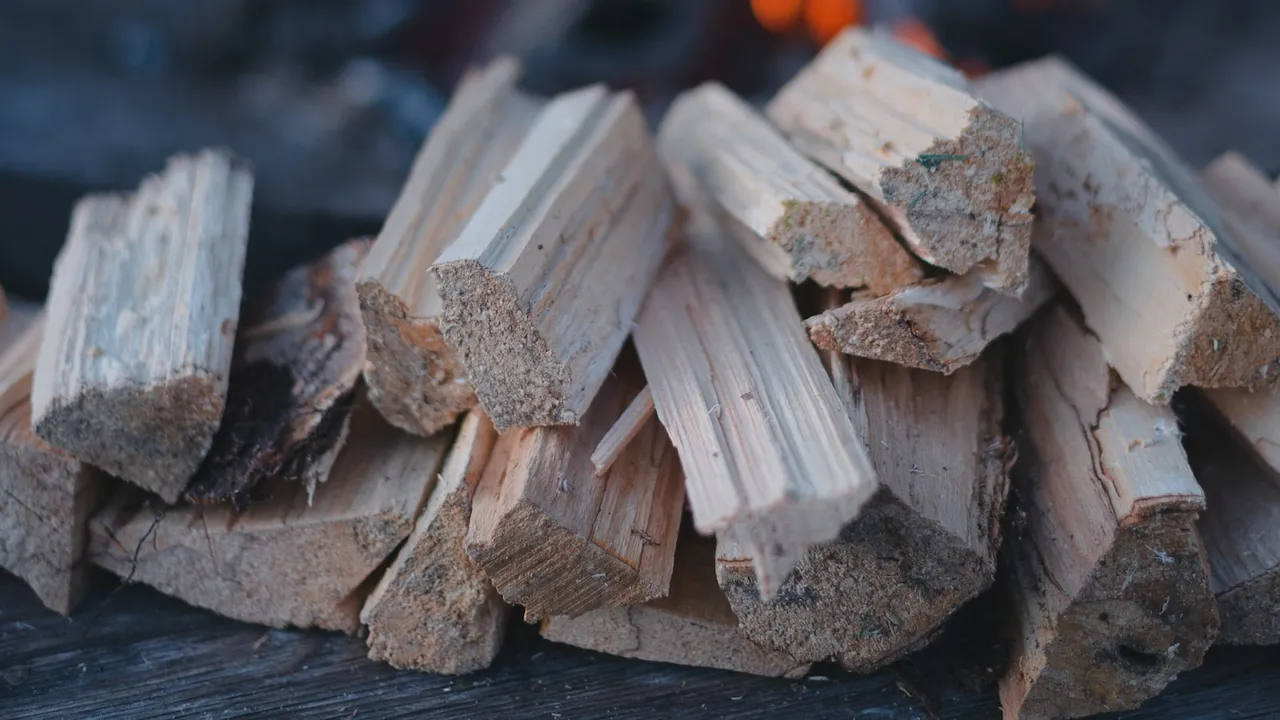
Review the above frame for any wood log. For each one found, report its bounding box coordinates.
[1184,397,1280,646]
[589,385,653,476]
[541,530,810,678]
[465,354,684,620]
[88,400,446,633]
[431,85,675,430]
[716,345,1010,672]
[766,28,1035,294]
[185,239,368,508]
[1199,151,1280,317]
[0,308,111,614]
[977,59,1280,404]
[806,253,1055,373]
[632,232,877,600]
[361,410,508,673]
[32,150,253,502]
[357,58,544,437]
[1001,304,1218,720]
[657,81,921,293]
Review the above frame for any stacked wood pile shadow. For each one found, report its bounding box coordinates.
[3,27,1280,720]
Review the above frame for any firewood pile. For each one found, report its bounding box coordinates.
[3,27,1279,719]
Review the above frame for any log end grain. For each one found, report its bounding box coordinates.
[773,200,923,293]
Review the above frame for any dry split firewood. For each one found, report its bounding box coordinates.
[431,84,675,430]
[716,346,1010,672]
[0,307,112,615]
[806,253,1055,374]
[32,150,253,502]
[767,27,1035,293]
[184,239,368,508]
[361,409,508,674]
[633,231,877,600]
[89,401,446,633]
[358,57,544,437]
[541,530,809,678]
[978,58,1280,404]
[1000,304,1218,719]
[658,81,921,293]
[466,353,684,620]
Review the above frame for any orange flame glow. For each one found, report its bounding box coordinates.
[751,0,863,44]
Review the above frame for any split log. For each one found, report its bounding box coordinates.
[806,254,1055,373]
[589,385,653,476]
[1199,151,1280,318]
[183,239,368,508]
[361,410,508,673]
[632,232,877,600]
[1184,397,1280,645]
[465,354,684,620]
[766,27,1035,293]
[88,400,446,633]
[1001,304,1218,720]
[657,81,921,293]
[431,84,675,430]
[716,346,1010,672]
[0,309,111,614]
[541,531,810,678]
[357,57,544,437]
[977,58,1280,404]
[32,150,253,502]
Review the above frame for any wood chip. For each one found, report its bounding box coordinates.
[32,150,252,502]
[589,385,654,476]
[767,28,1035,293]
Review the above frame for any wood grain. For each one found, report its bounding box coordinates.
[977,58,1280,404]
[431,85,674,430]
[1200,152,1280,300]
[32,150,253,502]
[1002,304,1218,719]
[358,58,543,437]
[766,28,1035,294]
[362,410,508,674]
[632,231,877,600]
[88,400,446,633]
[590,384,653,476]
[657,82,920,293]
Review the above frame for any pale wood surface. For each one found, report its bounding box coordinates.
[589,384,653,476]
[32,150,252,502]
[1187,399,1280,646]
[358,58,543,437]
[1002,304,1217,719]
[632,231,877,600]
[541,531,809,678]
[1200,152,1280,300]
[362,410,509,674]
[766,28,1034,294]
[0,309,110,615]
[466,355,684,619]
[807,254,1054,373]
[657,82,919,293]
[88,401,447,634]
[432,85,674,430]
[977,58,1280,404]
[186,239,368,507]
[718,348,1009,672]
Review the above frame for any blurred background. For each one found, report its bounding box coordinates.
[2,0,1277,298]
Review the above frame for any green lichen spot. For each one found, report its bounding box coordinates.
[917,153,969,171]
[992,171,1005,186]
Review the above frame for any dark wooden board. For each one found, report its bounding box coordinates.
[1,572,1278,719]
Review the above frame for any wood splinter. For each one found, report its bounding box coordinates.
[1001,305,1218,720]
[466,353,684,620]
[33,150,253,502]
[589,385,653,476]
[431,83,675,430]
[89,401,447,633]
[358,57,544,437]
[362,410,508,674]
[658,81,921,294]
[767,27,1035,294]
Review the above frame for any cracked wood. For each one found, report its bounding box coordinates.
[977,58,1280,404]
[1002,304,1217,720]
[431,84,674,430]
[766,27,1034,294]
[358,57,544,436]
[32,150,252,502]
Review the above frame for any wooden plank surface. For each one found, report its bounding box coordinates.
[1,571,1278,719]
